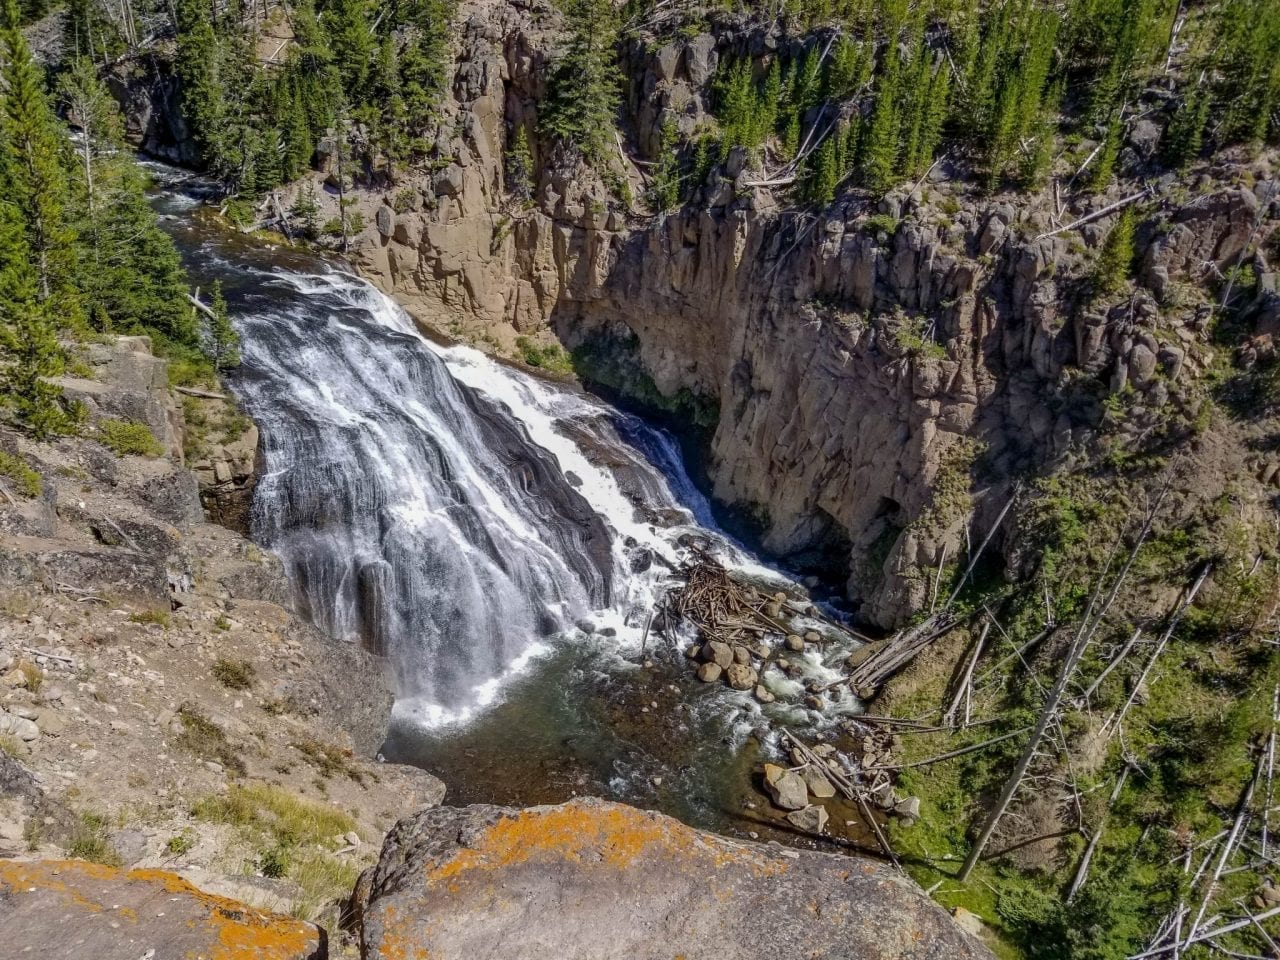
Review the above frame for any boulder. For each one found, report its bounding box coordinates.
[375,205,395,238]
[753,684,776,704]
[701,640,733,669]
[435,164,465,197]
[893,796,922,820]
[352,798,994,960]
[0,859,324,959]
[952,907,986,938]
[763,764,809,811]
[802,767,836,799]
[0,711,38,742]
[785,634,805,652]
[725,663,757,691]
[786,804,829,834]
[696,662,722,683]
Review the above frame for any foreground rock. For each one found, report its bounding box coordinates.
[352,798,993,959]
[0,859,325,959]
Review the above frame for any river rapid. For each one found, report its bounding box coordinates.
[147,165,871,845]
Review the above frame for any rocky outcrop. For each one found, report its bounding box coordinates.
[350,797,994,959]
[0,859,325,960]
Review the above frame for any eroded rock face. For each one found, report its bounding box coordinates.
[352,798,994,960]
[0,859,325,960]
[341,1,1278,628]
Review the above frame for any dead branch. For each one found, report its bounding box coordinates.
[1033,188,1152,242]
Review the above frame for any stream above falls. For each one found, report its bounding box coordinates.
[147,165,876,848]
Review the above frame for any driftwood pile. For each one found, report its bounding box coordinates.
[661,550,797,645]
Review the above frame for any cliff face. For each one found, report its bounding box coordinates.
[338,0,1278,626]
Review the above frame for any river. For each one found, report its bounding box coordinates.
[146,166,872,847]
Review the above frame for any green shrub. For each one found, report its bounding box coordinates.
[98,419,163,457]
[212,657,255,690]
[176,706,246,776]
[68,812,122,867]
[0,452,42,498]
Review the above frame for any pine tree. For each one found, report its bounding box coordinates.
[322,0,374,94]
[207,281,240,371]
[291,181,321,239]
[806,133,838,205]
[540,0,621,166]
[0,0,71,301]
[505,124,535,200]
[1094,208,1136,295]
[647,118,680,213]
[0,200,74,438]
[1163,75,1210,169]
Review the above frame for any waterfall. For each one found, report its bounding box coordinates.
[228,266,761,723]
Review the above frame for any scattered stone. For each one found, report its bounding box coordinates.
[952,907,986,938]
[803,630,821,644]
[802,768,836,799]
[785,634,805,652]
[732,645,751,665]
[725,663,758,691]
[696,662,723,683]
[0,711,39,742]
[685,644,699,659]
[1261,879,1280,904]
[763,764,808,811]
[893,796,922,820]
[753,684,776,704]
[786,804,829,834]
[344,830,361,847]
[32,709,65,737]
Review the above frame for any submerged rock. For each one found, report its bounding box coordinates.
[786,803,829,834]
[0,859,324,959]
[352,798,994,960]
[762,763,809,811]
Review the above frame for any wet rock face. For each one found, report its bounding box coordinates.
[0,859,325,960]
[352,797,994,960]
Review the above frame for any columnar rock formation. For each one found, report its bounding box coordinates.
[339,0,1277,625]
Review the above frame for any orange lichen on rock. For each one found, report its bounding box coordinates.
[0,859,322,960]
[424,799,785,888]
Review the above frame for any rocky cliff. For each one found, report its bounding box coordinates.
[331,0,1279,626]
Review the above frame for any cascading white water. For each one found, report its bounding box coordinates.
[228,265,793,725]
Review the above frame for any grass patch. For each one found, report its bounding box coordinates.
[212,657,255,691]
[98,419,164,457]
[67,811,122,867]
[0,734,21,756]
[292,738,368,785]
[0,451,41,498]
[18,661,43,694]
[515,336,574,376]
[192,783,359,919]
[165,831,196,856]
[175,705,246,776]
[128,609,170,628]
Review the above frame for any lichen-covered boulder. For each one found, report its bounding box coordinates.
[352,798,994,960]
[0,859,325,959]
